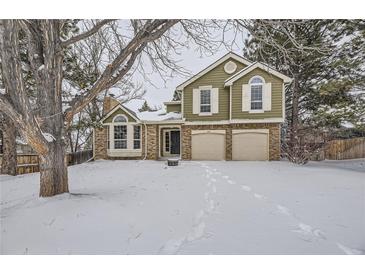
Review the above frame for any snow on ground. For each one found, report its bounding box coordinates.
[1,159,364,255]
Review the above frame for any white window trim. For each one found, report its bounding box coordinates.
[107,115,142,156]
[133,125,141,150]
[112,114,128,123]
[249,109,265,113]
[198,86,213,116]
[199,88,212,115]
[249,76,265,113]
[112,124,128,150]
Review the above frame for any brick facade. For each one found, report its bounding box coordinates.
[94,126,108,160]
[146,125,159,160]
[94,122,281,161]
[181,123,281,161]
[94,125,147,160]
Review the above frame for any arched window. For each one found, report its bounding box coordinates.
[113,114,128,123]
[249,76,265,110]
[112,115,128,149]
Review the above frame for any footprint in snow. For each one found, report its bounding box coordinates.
[241,185,251,192]
[210,178,217,182]
[187,222,206,242]
[227,180,236,185]
[292,223,326,240]
[253,193,266,200]
[276,205,291,216]
[194,210,205,223]
[336,243,365,255]
[222,175,229,180]
[212,186,217,193]
[159,238,184,254]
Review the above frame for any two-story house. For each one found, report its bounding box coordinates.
[93,52,291,161]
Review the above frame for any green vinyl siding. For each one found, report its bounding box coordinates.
[183,58,247,121]
[166,103,181,113]
[231,68,284,119]
[103,107,138,123]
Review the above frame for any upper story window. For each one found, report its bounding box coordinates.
[200,89,211,113]
[249,76,264,110]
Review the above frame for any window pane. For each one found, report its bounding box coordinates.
[114,125,127,149]
[165,131,170,152]
[251,102,263,110]
[115,140,127,149]
[114,115,127,123]
[133,125,141,139]
[251,85,262,101]
[114,125,127,139]
[200,90,211,104]
[200,105,211,113]
[133,140,140,149]
[251,77,263,84]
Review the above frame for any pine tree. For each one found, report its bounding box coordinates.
[243,19,365,163]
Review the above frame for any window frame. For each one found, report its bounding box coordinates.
[200,89,212,114]
[114,125,127,149]
[112,114,128,123]
[249,76,265,112]
[133,125,141,149]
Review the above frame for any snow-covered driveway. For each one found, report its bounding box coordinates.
[1,160,364,254]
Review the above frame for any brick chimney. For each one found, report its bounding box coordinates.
[103,96,120,115]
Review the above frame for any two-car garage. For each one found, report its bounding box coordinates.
[191,129,269,161]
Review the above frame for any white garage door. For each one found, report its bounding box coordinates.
[232,129,269,161]
[191,130,226,160]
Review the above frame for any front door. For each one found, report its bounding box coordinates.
[170,131,180,155]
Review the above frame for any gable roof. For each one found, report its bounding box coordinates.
[176,52,252,91]
[224,62,292,86]
[100,104,140,123]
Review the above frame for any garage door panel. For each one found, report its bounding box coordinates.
[191,131,225,160]
[232,132,268,161]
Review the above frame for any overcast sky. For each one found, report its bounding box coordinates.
[124,26,248,112]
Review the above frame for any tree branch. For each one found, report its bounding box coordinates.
[63,19,179,126]
[61,19,115,48]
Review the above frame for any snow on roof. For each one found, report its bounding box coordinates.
[136,109,182,122]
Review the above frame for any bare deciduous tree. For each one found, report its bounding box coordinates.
[0,19,179,196]
[0,19,229,197]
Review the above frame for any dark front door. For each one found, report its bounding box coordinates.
[170,131,180,154]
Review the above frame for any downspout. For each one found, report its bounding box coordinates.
[229,85,232,121]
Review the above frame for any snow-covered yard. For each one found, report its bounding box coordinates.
[1,159,364,255]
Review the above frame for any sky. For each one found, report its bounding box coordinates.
[124,24,248,112]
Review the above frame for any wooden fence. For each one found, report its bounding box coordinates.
[323,137,365,160]
[0,150,93,175]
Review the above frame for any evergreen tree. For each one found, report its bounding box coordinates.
[138,100,159,112]
[243,19,365,163]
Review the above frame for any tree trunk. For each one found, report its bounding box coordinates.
[1,116,17,176]
[39,141,68,197]
[290,74,300,144]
